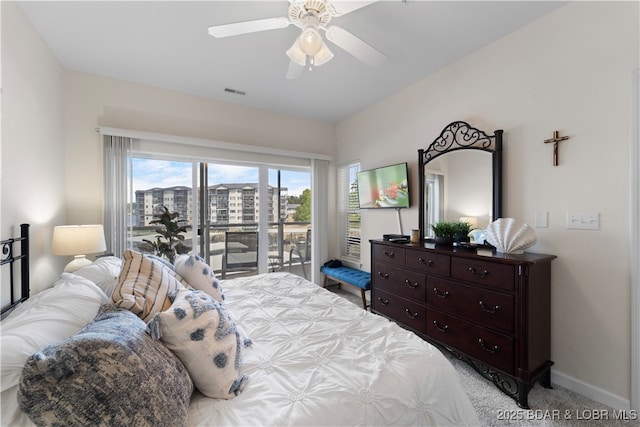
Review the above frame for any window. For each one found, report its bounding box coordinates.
[338,161,361,260]
[128,156,314,279]
[102,128,329,284]
[130,158,193,251]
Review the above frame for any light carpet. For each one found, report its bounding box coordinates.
[326,287,636,426]
[446,354,634,426]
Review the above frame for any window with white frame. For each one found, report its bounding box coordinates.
[102,129,329,283]
[338,161,361,261]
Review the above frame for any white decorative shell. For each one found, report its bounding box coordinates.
[485,218,537,254]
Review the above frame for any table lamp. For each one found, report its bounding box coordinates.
[52,224,107,272]
[459,217,479,229]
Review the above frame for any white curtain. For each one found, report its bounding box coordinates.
[311,158,330,284]
[103,135,132,257]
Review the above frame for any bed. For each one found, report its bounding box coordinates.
[1,225,480,426]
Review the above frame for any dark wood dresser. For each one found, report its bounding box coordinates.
[370,239,556,408]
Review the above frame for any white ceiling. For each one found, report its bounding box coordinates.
[17,1,566,123]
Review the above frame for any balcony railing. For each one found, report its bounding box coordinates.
[129,221,311,279]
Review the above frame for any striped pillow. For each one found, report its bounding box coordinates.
[112,250,186,323]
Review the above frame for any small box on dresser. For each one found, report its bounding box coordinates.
[370,239,556,409]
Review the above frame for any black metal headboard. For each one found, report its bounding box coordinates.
[1,224,30,319]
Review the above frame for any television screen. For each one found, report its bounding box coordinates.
[357,162,410,209]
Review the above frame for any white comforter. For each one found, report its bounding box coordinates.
[188,272,479,426]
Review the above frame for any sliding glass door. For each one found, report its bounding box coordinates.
[268,168,312,279]
[198,163,260,278]
[129,156,310,279]
[130,157,194,255]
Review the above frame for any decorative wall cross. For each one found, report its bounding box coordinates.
[544,130,570,166]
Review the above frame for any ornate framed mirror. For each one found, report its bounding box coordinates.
[418,121,503,240]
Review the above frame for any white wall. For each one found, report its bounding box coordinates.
[1,1,67,293]
[336,1,639,407]
[63,72,336,226]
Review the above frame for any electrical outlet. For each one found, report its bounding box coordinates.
[566,212,600,230]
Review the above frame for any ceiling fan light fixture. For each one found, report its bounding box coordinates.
[207,0,385,78]
[298,27,323,56]
[286,40,307,66]
[312,42,333,66]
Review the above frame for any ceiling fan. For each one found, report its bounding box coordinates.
[208,0,386,79]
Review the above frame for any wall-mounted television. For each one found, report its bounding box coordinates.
[357,162,410,209]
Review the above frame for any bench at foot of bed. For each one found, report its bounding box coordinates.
[320,265,371,310]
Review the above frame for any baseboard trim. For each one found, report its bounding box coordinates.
[551,368,630,410]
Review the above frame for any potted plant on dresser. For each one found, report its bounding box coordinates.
[431,221,473,245]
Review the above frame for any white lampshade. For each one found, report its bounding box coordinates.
[286,40,307,66]
[312,42,333,66]
[52,225,107,272]
[286,27,334,68]
[459,217,479,229]
[299,27,323,56]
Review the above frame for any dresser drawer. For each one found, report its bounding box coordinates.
[373,265,426,303]
[372,244,405,266]
[451,258,515,291]
[427,309,514,374]
[427,277,515,334]
[405,250,450,277]
[373,289,426,334]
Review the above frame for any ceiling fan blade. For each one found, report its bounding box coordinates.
[208,17,290,38]
[286,59,304,80]
[325,25,385,67]
[328,0,379,17]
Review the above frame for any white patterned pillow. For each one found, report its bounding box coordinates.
[149,288,248,399]
[112,250,186,323]
[174,254,225,302]
[17,304,193,427]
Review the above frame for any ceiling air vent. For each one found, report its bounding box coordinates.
[224,88,246,96]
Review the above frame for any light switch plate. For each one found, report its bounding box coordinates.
[535,211,549,228]
[566,212,600,230]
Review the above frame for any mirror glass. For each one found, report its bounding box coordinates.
[418,121,502,241]
[422,150,493,236]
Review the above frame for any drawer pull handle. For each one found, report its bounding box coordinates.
[382,250,395,258]
[433,288,450,299]
[468,267,489,279]
[377,272,390,280]
[479,301,500,314]
[418,257,433,266]
[405,308,419,320]
[405,279,419,289]
[377,297,389,306]
[478,338,499,354]
[433,320,449,333]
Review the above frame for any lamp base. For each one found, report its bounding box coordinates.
[64,255,93,273]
